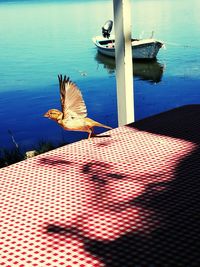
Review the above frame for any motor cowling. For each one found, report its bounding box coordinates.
[102,20,113,38]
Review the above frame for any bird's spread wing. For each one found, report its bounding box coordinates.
[58,74,68,114]
[58,75,87,120]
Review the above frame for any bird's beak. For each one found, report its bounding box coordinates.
[44,112,49,118]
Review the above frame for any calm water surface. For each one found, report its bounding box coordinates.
[0,0,200,150]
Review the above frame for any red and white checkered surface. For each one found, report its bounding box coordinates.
[0,105,200,267]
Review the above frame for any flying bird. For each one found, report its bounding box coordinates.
[44,75,112,139]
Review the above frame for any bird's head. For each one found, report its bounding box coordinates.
[44,109,63,121]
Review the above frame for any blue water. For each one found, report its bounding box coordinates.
[0,0,200,151]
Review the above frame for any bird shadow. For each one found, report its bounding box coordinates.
[39,157,71,166]
[92,134,112,138]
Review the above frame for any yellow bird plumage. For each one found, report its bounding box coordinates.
[44,75,112,139]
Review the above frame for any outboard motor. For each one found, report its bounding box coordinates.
[102,20,113,38]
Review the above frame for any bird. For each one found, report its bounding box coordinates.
[44,75,112,139]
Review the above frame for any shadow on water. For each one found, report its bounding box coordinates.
[94,52,164,83]
[45,105,200,266]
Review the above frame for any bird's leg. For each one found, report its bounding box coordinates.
[88,130,92,139]
[87,128,93,139]
[88,131,92,139]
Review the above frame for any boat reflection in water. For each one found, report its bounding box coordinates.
[95,53,164,83]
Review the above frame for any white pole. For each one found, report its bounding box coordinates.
[113,0,134,126]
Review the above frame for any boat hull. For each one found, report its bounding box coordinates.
[92,36,163,60]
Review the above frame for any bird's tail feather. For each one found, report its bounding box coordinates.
[85,118,112,130]
[94,122,112,130]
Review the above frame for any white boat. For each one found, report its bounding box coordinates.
[92,35,164,60]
